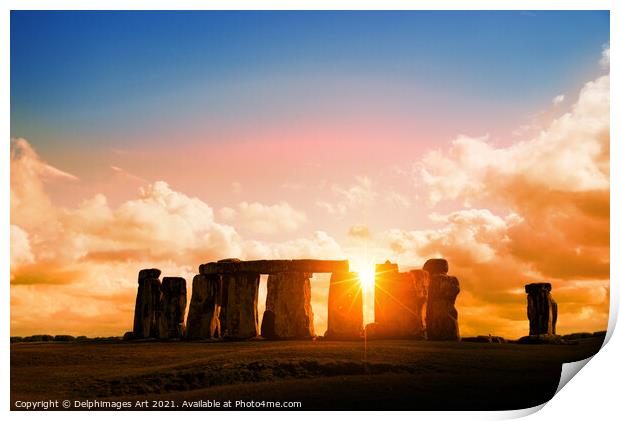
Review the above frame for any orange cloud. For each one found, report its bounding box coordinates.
[394,52,610,337]
[10,141,345,336]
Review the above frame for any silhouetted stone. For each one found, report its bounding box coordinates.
[261,309,276,338]
[408,269,431,337]
[551,296,558,334]
[426,273,460,341]
[139,268,161,281]
[158,277,187,339]
[262,272,315,339]
[374,261,425,338]
[374,261,400,336]
[200,259,349,275]
[132,269,161,339]
[186,274,223,340]
[325,272,363,339]
[525,283,557,335]
[422,258,449,276]
[220,272,260,339]
[122,331,135,341]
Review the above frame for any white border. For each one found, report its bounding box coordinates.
[2,1,617,420]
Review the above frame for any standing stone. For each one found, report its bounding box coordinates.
[260,310,276,339]
[551,297,558,334]
[220,272,260,339]
[525,283,558,335]
[262,272,315,339]
[374,261,405,337]
[186,274,223,340]
[425,259,460,341]
[132,269,162,339]
[374,263,430,339]
[408,269,431,337]
[158,277,187,339]
[325,272,363,339]
[423,258,449,276]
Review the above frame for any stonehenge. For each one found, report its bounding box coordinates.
[185,274,223,340]
[130,258,462,341]
[158,277,187,339]
[132,270,188,340]
[200,259,348,275]
[220,272,261,339]
[425,259,461,341]
[132,258,575,344]
[325,272,364,339]
[262,272,315,339]
[525,282,558,335]
[373,262,429,338]
[183,259,349,341]
[132,269,162,339]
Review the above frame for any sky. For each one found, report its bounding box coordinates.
[10,11,610,338]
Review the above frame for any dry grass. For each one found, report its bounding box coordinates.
[11,337,603,410]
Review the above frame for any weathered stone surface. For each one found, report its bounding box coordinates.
[262,272,315,339]
[551,296,558,335]
[158,277,187,339]
[200,259,349,275]
[260,310,276,338]
[373,264,429,339]
[408,269,431,337]
[220,272,260,339]
[186,274,223,340]
[422,258,449,276]
[132,270,161,339]
[525,282,557,335]
[325,272,363,339]
[373,262,405,337]
[374,262,400,336]
[426,274,460,340]
[139,268,161,281]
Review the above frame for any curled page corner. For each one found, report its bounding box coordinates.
[493,402,547,419]
[555,356,594,395]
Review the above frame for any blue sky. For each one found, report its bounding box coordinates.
[11,10,609,153]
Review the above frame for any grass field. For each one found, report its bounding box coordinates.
[11,337,604,411]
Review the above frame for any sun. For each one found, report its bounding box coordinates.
[352,260,376,292]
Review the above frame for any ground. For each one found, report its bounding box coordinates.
[11,337,604,411]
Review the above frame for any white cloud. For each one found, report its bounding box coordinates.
[552,94,565,106]
[402,53,610,337]
[230,201,307,235]
[317,176,377,216]
[219,206,237,221]
[599,45,610,69]
[417,74,609,205]
[10,140,342,335]
[348,224,371,240]
[10,225,35,269]
[109,165,147,183]
[384,190,411,208]
[385,208,522,267]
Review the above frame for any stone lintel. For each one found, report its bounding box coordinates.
[525,282,552,294]
[199,259,349,275]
